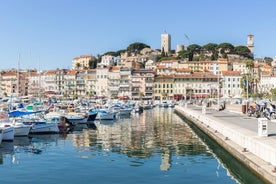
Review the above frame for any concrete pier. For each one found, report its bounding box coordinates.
[174,104,276,184]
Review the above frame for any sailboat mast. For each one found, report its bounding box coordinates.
[17,53,20,96]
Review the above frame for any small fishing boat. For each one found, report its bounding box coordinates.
[0,125,15,141]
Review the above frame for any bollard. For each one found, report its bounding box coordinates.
[258,118,268,137]
[202,106,206,114]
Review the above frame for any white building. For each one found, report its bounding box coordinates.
[108,66,120,98]
[260,72,276,94]
[100,55,114,67]
[221,71,242,98]
[95,66,109,97]
[43,70,57,94]
[232,61,248,75]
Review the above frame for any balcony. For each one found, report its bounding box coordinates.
[145,83,154,87]
[109,86,119,91]
[132,83,140,87]
[119,84,130,88]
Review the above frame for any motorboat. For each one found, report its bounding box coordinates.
[0,129,3,144]
[0,125,15,141]
[65,111,98,125]
[8,110,59,134]
[110,104,132,116]
[90,109,117,120]
[13,122,31,136]
[27,121,60,134]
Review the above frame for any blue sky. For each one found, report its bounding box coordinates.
[0,0,276,70]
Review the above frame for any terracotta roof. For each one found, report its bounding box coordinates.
[175,68,190,72]
[111,66,121,70]
[2,71,17,76]
[175,72,218,79]
[73,54,93,60]
[44,70,56,75]
[221,71,241,75]
[156,65,166,69]
[67,70,77,75]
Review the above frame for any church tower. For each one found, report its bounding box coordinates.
[161,32,171,55]
[247,34,254,57]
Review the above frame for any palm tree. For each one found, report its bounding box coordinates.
[76,62,81,70]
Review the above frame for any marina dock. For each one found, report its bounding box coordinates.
[174,104,276,184]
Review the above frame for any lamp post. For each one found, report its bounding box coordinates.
[217,69,220,109]
[245,74,249,113]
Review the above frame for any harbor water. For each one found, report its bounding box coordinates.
[0,107,264,184]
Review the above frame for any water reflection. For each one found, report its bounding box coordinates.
[0,108,265,183]
[69,108,210,171]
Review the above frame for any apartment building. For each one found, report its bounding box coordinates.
[72,55,94,70]
[100,55,115,67]
[1,71,28,97]
[108,66,120,98]
[221,71,242,98]
[174,72,220,100]
[154,74,174,100]
[95,66,109,97]
[119,67,132,98]
[63,70,77,99]
[131,69,155,101]
[85,69,97,97]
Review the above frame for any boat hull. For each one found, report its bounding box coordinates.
[14,126,31,136]
[96,112,116,120]
[0,129,3,144]
[2,126,15,141]
[30,122,59,134]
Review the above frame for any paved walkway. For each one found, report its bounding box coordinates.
[196,104,276,138]
[175,104,276,184]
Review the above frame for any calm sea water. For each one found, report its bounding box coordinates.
[0,108,264,184]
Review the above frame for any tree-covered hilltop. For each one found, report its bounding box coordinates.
[91,41,273,68]
[177,42,254,61]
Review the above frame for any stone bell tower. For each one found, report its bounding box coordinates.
[247,34,254,57]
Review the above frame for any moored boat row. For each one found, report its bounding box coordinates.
[0,98,176,145]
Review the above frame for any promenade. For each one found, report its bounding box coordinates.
[174,103,276,184]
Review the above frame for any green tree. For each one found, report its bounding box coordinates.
[177,50,190,60]
[89,57,98,69]
[103,51,118,57]
[187,44,201,61]
[202,43,218,51]
[241,75,253,97]
[76,62,81,70]
[234,46,252,59]
[202,43,218,60]
[270,88,276,100]
[217,43,234,58]
[245,59,254,71]
[115,50,126,56]
[126,42,150,53]
[264,57,273,66]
